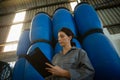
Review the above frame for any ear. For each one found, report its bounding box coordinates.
[69,36,72,41]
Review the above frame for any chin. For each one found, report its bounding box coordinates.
[59,43,64,47]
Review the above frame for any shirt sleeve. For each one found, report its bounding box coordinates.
[68,49,95,80]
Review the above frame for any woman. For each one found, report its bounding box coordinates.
[45,27,95,80]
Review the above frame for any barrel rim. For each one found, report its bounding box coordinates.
[74,2,89,11]
[53,7,70,15]
[30,39,51,46]
[35,12,51,18]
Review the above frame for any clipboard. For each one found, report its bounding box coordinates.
[25,47,53,78]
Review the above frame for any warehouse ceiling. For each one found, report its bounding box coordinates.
[0,0,119,15]
[0,0,120,31]
[0,0,120,29]
[0,0,76,15]
[0,0,34,8]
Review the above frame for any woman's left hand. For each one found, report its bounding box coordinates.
[45,63,70,78]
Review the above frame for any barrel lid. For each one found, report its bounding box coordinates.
[53,7,70,15]
[35,12,51,17]
[74,2,89,11]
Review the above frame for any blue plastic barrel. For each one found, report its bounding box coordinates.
[52,8,78,40]
[16,29,30,56]
[74,3,120,80]
[55,38,81,54]
[83,33,120,80]
[12,58,26,80]
[24,42,53,80]
[30,12,52,42]
[25,60,44,80]
[74,3,102,36]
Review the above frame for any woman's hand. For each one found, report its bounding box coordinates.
[45,63,70,78]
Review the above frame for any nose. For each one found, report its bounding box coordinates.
[58,37,61,42]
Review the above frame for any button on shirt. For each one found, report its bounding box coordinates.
[45,47,95,80]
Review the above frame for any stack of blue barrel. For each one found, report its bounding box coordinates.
[12,29,31,80]
[74,2,120,80]
[13,13,54,80]
[13,2,120,80]
[24,12,54,80]
[52,8,81,53]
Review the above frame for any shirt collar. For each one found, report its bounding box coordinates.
[59,46,77,55]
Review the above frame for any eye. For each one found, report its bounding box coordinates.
[60,35,65,38]
[58,32,67,39]
[58,34,65,38]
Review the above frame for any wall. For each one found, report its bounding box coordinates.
[103,28,120,57]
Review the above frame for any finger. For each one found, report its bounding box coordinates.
[45,68,49,70]
[47,70,53,73]
[45,68,54,74]
[45,63,54,68]
[46,68,54,72]
[52,72,55,75]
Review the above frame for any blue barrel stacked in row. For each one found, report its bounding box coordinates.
[13,2,120,80]
[24,13,53,80]
[13,13,54,80]
[13,29,31,80]
[30,13,52,42]
[52,8,81,53]
[74,3,120,80]
[16,29,31,56]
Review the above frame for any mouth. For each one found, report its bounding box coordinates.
[59,42,62,44]
[59,41,62,44]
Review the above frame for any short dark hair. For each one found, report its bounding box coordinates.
[59,27,74,38]
[59,27,76,46]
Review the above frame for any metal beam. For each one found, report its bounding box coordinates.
[0,0,75,16]
[0,41,18,47]
[95,3,120,10]
[0,51,17,62]
[103,23,120,28]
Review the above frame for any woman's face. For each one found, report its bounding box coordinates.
[58,31,72,47]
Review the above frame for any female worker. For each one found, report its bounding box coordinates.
[45,27,95,80]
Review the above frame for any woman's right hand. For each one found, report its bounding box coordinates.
[45,63,70,78]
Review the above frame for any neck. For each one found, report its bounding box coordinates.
[62,44,72,55]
